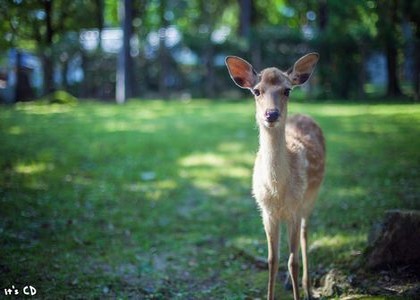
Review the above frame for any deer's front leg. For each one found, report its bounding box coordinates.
[287,218,302,300]
[262,211,280,300]
[300,217,312,300]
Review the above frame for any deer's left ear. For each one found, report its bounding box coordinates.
[287,53,319,86]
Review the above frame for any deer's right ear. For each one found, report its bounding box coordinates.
[225,56,258,90]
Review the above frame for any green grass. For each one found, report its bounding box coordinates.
[1,99,419,299]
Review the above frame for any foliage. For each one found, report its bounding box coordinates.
[1,100,419,298]
[0,0,103,95]
[48,90,78,104]
[0,0,99,50]
[0,0,418,100]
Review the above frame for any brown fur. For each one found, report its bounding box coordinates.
[226,53,324,300]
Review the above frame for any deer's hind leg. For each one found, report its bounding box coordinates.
[300,217,312,300]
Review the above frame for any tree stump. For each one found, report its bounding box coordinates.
[364,210,420,270]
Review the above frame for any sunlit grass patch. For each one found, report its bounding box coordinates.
[15,101,75,114]
[14,161,53,175]
[310,233,366,263]
[7,125,24,135]
[180,152,227,167]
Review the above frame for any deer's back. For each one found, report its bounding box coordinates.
[286,114,325,204]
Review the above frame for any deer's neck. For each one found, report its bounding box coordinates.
[258,123,290,186]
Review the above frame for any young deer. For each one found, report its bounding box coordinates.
[225,53,325,300]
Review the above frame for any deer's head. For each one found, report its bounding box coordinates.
[225,53,319,129]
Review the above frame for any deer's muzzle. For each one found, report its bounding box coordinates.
[265,109,280,123]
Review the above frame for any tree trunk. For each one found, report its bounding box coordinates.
[116,0,133,103]
[158,0,169,99]
[158,28,168,99]
[80,52,88,98]
[61,59,69,91]
[414,34,420,101]
[318,0,328,31]
[251,36,262,71]
[386,42,402,97]
[204,44,215,98]
[358,44,367,98]
[318,0,332,98]
[43,0,54,95]
[384,0,403,97]
[13,50,21,102]
[238,0,251,40]
[95,0,104,50]
[401,0,420,101]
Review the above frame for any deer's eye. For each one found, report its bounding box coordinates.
[252,88,261,96]
[284,88,291,97]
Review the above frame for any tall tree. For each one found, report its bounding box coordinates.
[94,0,104,50]
[158,0,169,99]
[116,0,133,103]
[238,0,252,40]
[401,0,420,100]
[376,0,403,97]
[43,0,54,94]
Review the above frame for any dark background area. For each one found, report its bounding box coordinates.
[0,0,419,103]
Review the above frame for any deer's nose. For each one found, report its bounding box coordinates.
[265,109,280,122]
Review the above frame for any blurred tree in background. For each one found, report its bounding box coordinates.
[401,0,420,99]
[0,0,418,102]
[0,0,101,98]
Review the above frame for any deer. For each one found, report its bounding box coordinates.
[225,53,325,300]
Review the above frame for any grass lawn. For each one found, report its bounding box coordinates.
[1,99,419,299]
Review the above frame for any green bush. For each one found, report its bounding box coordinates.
[48,90,78,104]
